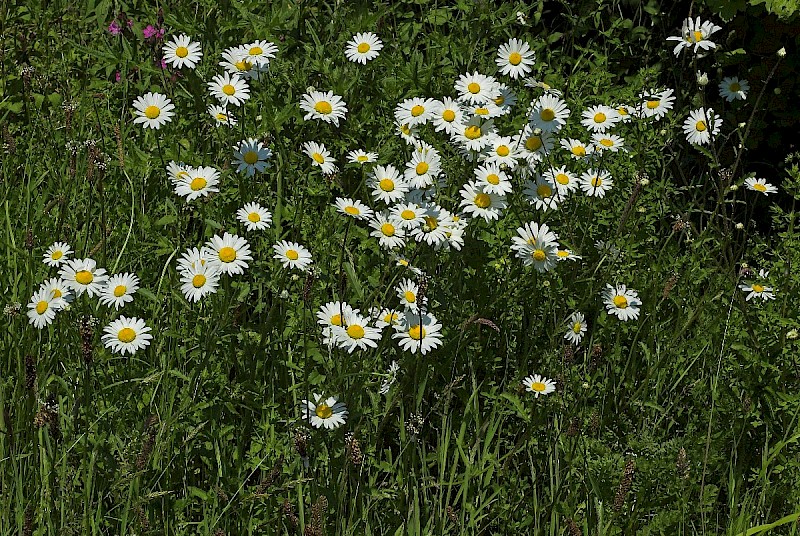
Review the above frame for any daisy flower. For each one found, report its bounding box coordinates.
[395,121,420,145]
[395,97,436,127]
[544,166,579,196]
[683,108,722,145]
[481,136,520,168]
[579,169,613,198]
[379,360,400,394]
[243,40,278,67]
[27,289,65,329]
[391,203,426,230]
[374,308,405,330]
[237,202,272,231]
[302,394,348,430]
[442,217,467,252]
[177,246,210,273]
[371,164,408,204]
[132,92,175,129]
[180,262,220,302]
[347,150,378,165]
[523,175,563,211]
[59,258,108,297]
[345,32,383,64]
[615,104,634,122]
[580,105,620,132]
[739,271,776,301]
[637,89,675,120]
[273,241,313,271]
[205,232,253,276]
[466,101,503,119]
[392,312,443,355]
[556,248,582,261]
[369,213,406,249]
[517,236,559,272]
[39,277,72,309]
[745,177,778,195]
[564,312,587,345]
[317,302,358,346]
[560,138,594,160]
[220,47,262,80]
[452,117,497,152]
[515,125,554,164]
[101,316,153,356]
[43,242,72,267]
[99,273,140,310]
[396,278,427,312]
[404,148,442,189]
[300,90,348,127]
[303,141,337,175]
[496,38,535,79]
[233,138,272,176]
[460,181,506,221]
[493,83,517,113]
[455,72,500,104]
[430,98,465,135]
[719,77,749,101]
[411,204,454,248]
[208,72,250,107]
[511,221,559,253]
[592,133,625,152]
[475,164,513,195]
[335,197,374,221]
[522,374,556,398]
[528,94,570,133]
[174,166,220,202]
[666,17,722,57]
[332,311,382,353]
[166,161,191,184]
[207,104,237,127]
[162,34,202,69]
[602,284,642,321]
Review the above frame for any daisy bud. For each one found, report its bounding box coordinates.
[729,184,739,191]
[516,11,527,24]
[696,71,709,86]
[637,206,646,213]
[582,382,590,389]
[777,47,786,57]
[737,122,747,129]
[774,88,781,95]
[532,127,543,136]
[305,86,315,93]
[640,178,650,186]
[787,329,798,340]
[735,222,744,230]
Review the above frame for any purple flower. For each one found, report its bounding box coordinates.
[115,71,122,83]
[108,20,121,36]
[160,58,167,70]
[142,24,157,39]
[126,19,134,29]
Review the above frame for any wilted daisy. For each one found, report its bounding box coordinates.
[739,270,776,301]
[27,289,65,329]
[592,133,625,152]
[683,108,722,145]
[208,72,250,107]
[745,177,778,195]
[455,72,500,104]
[371,165,408,204]
[391,202,426,230]
[43,242,72,267]
[395,97,436,127]
[236,202,272,231]
[666,17,722,57]
[162,34,202,69]
[482,136,519,168]
[496,38,535,79]
[101,316,152,356]
[39,277,72,309]
[205,232,253,276]
[637,89,675,120]
[396,278,427,312]
[180,262,220,302]
[523,374,556,398]
[581,105,620,132]
[347,149,378,165]
[580,169,613,198]
[300,90,348,127]
[233,138,272,176]
[460,182,506,221]
[99,273,140,310]
[405,148,442,189]
[561,138,594,160]
[174,166,220,202]
[303,141,337,175]
[132,92,175,129]
[379,361,400,394]
[602,284,642,321]
[523,175,563,211]
[475,164,513,195]
[243,40,278,67]
[335,197,374,221]
[393,312,443,355]
[302,394,348,430]
[273,240,313,271]
[207,104,237,127]
[430,98,465,135]
[529,94,569,133]
[59,258,108,297]
[564,312,587,345]
[345,32,383,63]
[719,77,749,101]
[369,213,406,249]
[544,166,579,195]
[332,311,382,353]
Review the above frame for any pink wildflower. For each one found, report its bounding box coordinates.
[108,20,121,35]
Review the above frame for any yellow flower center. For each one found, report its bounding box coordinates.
[144,105,160,119]
[572,322,583,333]
[537,184,553,198]
[234,59,252,71]
[525,136,542,151]
[51,250,63,260]
[243,151,259,165]
[315,403,333,419]
[75,270,94,285]
[36,301,48,314]
[591,177,603,187]
[113,285,127,297]
[344,206,360,216]
[618,106,628,116]
[404,291,416,303]
[357,155,368,162]
[540,108,555,121]
[593,112,606,123]
[530,381,546,392]
[117,327,136,343]
[381,222,395,236]
[556,173,569,185]
[379,178,395,191]
[409,325,426,340]
[752,284,765,293]
[192,274,206,288]
[248,212,261,222]
[249,46,263,55]
[487,174,500,185]
[599,138,614,147]
[286,249,299,260]
[415,162,429,175]
[693,30,704,42]
[571,146,586,156]
[383,312,398,324]
[190,177,207,191]
[222,84,236,96]
[424,216,438,230]
[175,46,189,58]
[753,183,767,192]
[411,105,425,117]
[312,153,324,164]
[496,145,510,157]
[314,101,332,115]
[218,246,236,263]
[52,289,63,298]
[401,209,416,220]
[730,82,741,92]
[613,295,628,308]
[646,100,660,109]
[474,193,491,208]
[532,249,546,261]
[216,113,228,121]
[494,95,505,106]
[442,109,456,122]
[695,120,707,132]
[347,324,365,339]
[400,124,411,135]
[509,51,522,65]
[467,82,481,94]
[331,314,343,326]
[475,107,489,115]
[464,125,482,140]
[357,42,370,53]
